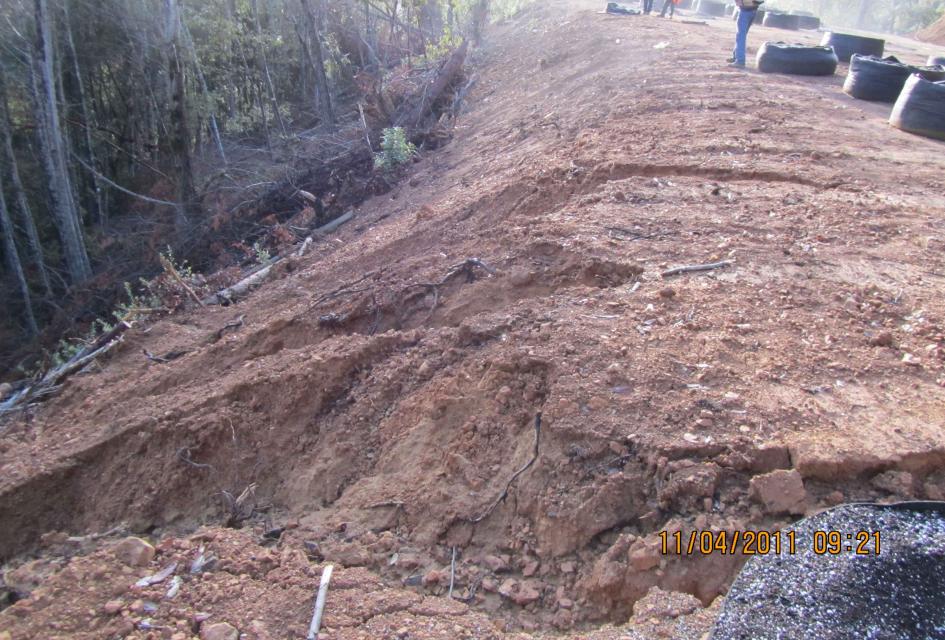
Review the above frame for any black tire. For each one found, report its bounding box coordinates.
[929,55,945,66]
[763,12,801,30]
[795,15,820,30]
[695,0,726,17]
[820,32,885,63]
[843,55,919,102]
[890,75,945,141]
[756,41,838,75]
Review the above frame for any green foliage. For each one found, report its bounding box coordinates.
[161,246,194,279]
[374,127,417,171]
[252,241,271,264]
[491,0,533,21]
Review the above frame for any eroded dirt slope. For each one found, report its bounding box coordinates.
[3,2,945,638]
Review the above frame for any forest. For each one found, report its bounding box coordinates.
[0,0,514,376]
[766,0,945,34]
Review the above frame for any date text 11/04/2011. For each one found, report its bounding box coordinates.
[658,530,882,556]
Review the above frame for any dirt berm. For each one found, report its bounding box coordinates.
[3,0,945,637]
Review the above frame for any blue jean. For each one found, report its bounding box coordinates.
[733,9,756,65]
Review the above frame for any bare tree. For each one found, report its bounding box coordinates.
[0,173,39,336]
[0,66,52,297]
[33,0,91,284]
[301,0,336,128]
[164,0,198,226]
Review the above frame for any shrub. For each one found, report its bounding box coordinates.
[374,127,417,171]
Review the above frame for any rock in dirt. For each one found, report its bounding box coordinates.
[200,622,239,640]
[483,554,511,573]
[2,559,53,594]
[869,331,895,347]
[113,536,155,567]
[631,586,702,621]
[871,470,915,497]
[749,469,807,515]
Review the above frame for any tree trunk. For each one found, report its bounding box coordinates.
[164,0,197,227]
[0,68,52,297]
[0,173,39,336]
[252,0,288,137]
[300,0,336,128]
[33,0,92,284]
[182,21,227,165]
[62,0,105,225]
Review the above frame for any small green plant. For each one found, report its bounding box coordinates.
[252,241,271,264]
[160,246,193,279]
[374,127,417,172]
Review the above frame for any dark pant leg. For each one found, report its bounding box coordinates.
[660,0,674,16]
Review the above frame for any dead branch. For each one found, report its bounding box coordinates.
[143,349,188,364]
[143,349,169,364]
[306,565,334,640]
[661,260,733,277]
[309,271,382,309]
[449,546,457,598]
[467,413,542,524]
[297,236,314,257]
[159,254,205,306]
[1,320,131,417]
[213,314,246,342]
[177,447,215,472]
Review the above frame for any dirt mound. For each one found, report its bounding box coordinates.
[917,14,945,45]
[4,0,945,637]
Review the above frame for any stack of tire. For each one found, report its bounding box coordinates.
[695,0,727,17]
[756,42,838,75]
[821,32,885,63]
[890,75,945,140]
[843,55,945,102]
[796,14,821,30]
[763,12,801,30]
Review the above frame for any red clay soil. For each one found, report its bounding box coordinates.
[917,14,945,45]
[3,1,945,638]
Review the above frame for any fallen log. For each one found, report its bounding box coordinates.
[402,41,468,128]
[0,320,132,418]
[202,262,276,306]
[313,210,354,236]
[204,212,355,305]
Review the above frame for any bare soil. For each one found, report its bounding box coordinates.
[3,2,945,638]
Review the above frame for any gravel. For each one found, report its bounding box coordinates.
[713,502,945,640]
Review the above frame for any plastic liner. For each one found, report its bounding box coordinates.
[890,74,945,141]
[844,55,945,103]
[821,31,885,63]
[756,41,838,76]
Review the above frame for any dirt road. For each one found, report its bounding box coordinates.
[3,2,945,637]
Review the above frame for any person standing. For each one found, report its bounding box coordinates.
[729,0,764,67]
[642,0,654,14]
[659,0,679,18]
